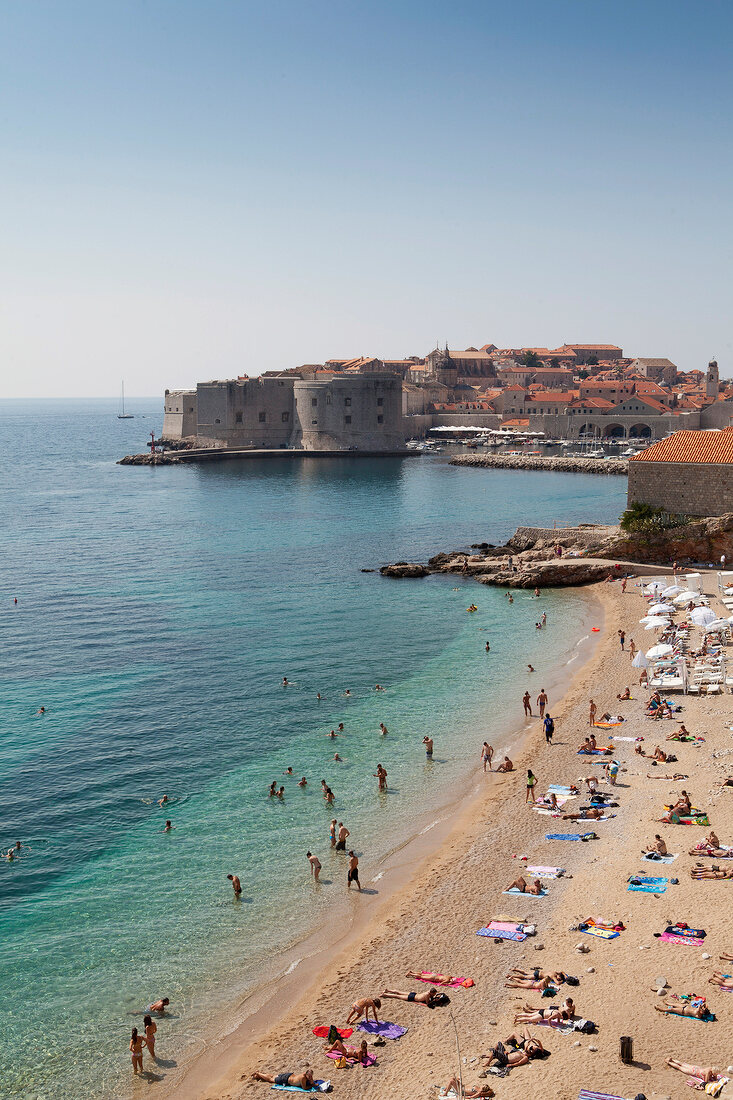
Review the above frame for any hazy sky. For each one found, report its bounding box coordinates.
[3,0,732,397]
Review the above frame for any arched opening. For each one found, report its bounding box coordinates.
[577,422,601,438]
[602,423,626,438]
[628,423,652,438]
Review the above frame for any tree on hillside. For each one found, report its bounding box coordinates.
[520,350,542,369]
[587,354,599,366]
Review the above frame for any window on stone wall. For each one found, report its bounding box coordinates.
[312,398,318,407]
[345,415,352,424]
[282,411,289,422]
[344,397,351,406]
[235,412,243,424]
[377,415,384,424]
[215,418,221,424]
[258,411,266,422]
[189,407,194,413]
[377,397,383,406]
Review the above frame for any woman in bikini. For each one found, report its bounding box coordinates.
[345,996,381,1024]
[143,1015,157,1060]
[655,1000,708,1018]
[381,987,441,1006]
[667,1059,721,1084]
[325,1037,370,1063]
[504,969,567,990]
[513,1006,569,1026]
[506,875,543,895]
[129,1028,147,1075]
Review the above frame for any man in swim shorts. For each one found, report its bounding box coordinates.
[251,1070,314,1089]
[536,689,548,718]
[347,851,361,891]
[227,874,242,897]
[423,736,433,758]
[336,823,349,851]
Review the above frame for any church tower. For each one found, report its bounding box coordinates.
[706,359,719,399]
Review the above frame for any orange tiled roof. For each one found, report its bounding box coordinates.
[631,428,733,464]
[502,418,530,427]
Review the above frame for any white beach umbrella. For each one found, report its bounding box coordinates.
[662,585,684,597]
[704,619,730,633]
[690,606,716,626]
[632,651,649,668]
[649,602,675,615]
[644,616,671,630]
[646,644,674,659]
[644,582,666,595]
[673,590,698,604]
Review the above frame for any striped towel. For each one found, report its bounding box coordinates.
[526,865,565,878]
[578,1091,628,1100]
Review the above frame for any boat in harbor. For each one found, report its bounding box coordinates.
[117,381,134,419]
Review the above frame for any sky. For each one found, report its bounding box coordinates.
[2,0,732,397]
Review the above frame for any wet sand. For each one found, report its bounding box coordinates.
[171,577,733,1100]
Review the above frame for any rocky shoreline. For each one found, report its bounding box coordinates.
[450,453,628,474]
[379,513,733,588]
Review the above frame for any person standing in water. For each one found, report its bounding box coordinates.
[129,1028,147,1075]
[306,851,321,881]
[481,742,493,771]
[347,851,361,891]
[536,689,548,718]
[227,873,242,897]
[379,722,388,736]
[422,735,434,759]
[143,1015,157,1061]
[329,819,337,847]
[522,691,532,717]
[336,823,350,851]
[374,763,387,791]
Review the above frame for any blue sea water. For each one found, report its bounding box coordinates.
[0,399,627,1099]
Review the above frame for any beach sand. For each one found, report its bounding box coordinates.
[174,578,733,1100]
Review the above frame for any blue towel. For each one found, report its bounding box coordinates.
[272,1081,330,1093]
[503,887,547,898]
[628,882,667,893]
[546,833,595,841]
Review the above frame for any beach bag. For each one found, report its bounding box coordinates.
[576,1019,597,1034]
[327,1025,340,1045]
[433,992,451,1006]
[565,975,579,986]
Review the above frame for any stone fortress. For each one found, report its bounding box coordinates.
[163,343,732,452]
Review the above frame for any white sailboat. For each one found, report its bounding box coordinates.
[118,381,134,419]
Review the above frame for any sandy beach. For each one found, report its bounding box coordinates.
[173,576,733,1100]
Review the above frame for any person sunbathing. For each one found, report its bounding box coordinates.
[689,833,726,856]
[405,970,473,987]
[506,876,543,895]
[439,1075,494,1098]
[666,1059,721,1084]
[708,971,733,989]
[617,687,631,701]
[655,1000,708,1019]
[251,1070,315,1089]
[562,807,603,821]
[691,867,733,879]
[588,733,597,749]
[578,739,593,754]
[672,791,692,814]
[380,987,442,1006]
[647,772,688,781]
[653,745,669,761]
[643,834,668,856]
[505,969,567,990]
[496,756,513,772]
[503,1027,546,1057]
[512,1006,570,1026]
[345,996,381,1024]
[325,1037,370,1063]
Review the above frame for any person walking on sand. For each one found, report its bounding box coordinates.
[523,691,532,717]
[618,629,626,651]
[589,699,597,726]
[336,823,349,851]
[621,576,627,593]
[129,1028,147,1075]
[536,689,548,718]
[422,735,433,758]
[307,851,321,881]
[543,713,554,745]
[227,874,242,897]
[347,850,361,891]
[525,770,537,803]
[481,742,493,771]
[629,638,637,658]
[374,763,387,791]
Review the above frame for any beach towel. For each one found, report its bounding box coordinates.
[325,1051,377,1066]
[628,875,668,893]
[578,1090,629,1099]
[412,972,474,988]
[666,923,705,938]
[486,920,525,931]
[613,736,641,743]
[685,1075,728,1094]
[642,851,678,864]
[503,887,547,898]
[356,1020,406,1039]
[312,1026,353,1040]
[271,1081,331,1093]
[581,926,620,939]
[477,925,526,941]
[533,807,562,816]
[578,748,613,756]
[660,931,706,946]
[594,721,623,729]
[546,832,597,841]
[548,784,577,793]
[526,865,565,878]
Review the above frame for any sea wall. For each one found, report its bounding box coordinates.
[450,453,628,475]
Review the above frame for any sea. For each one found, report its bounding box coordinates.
[0,399,627,1099]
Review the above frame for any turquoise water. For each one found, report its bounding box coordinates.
[0,399,627,1098]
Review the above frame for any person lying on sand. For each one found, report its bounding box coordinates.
[655,1000,709,1018]
[708,972,733,989]
[380,987,441,1006]
[324,1037,370,1063]
[691,867,733,880]
[439,1076,494,1099]
[506,876,543,895]
[481,1041,535,1068]
[642,834,668,856]
[647,773,688,781]
[562,807,604,820]
[667,1059,721,1084]
[251,1070,315,1089]
[512,1006,570,1026]
[405,970,473,987]
[504,969,567,990]
[345,996,381,1024]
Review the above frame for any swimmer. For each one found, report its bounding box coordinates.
[306,851,321,881]
[379,723,388,736]
[485,640,491,652]
[163,820,173,831]
[37,706,46,715]
[227,873,242,897]
[508,594,514,604]
[269,782,277,797]
[527,664,534,673]
[375,684,384,691]
[316,692,321,701]
[344,690,351,697]
[324,787,334,805]
[333,753,341,761]
[298,776,307,786]
[282,677,289,687]
[422,735,434,758]
[277,786,285,799]
[328,730,337,739]
[158,795,169,807]
[284,767,293,775]
[338,723,344,732]
[147,997,170,1014]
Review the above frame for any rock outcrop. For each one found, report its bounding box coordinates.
[450,454,628,475]
[574,513,733,564]
[379,563,430,578]
[118,453,175,465]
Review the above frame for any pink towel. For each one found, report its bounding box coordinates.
[487,921,523,932]
[660,932,706,946]
[326,1051,377,1067]
[414,972,471,988]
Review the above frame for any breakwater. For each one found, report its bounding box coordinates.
[450,453,628,475]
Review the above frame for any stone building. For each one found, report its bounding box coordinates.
[163,374,405,452]
[627,428,733,517]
